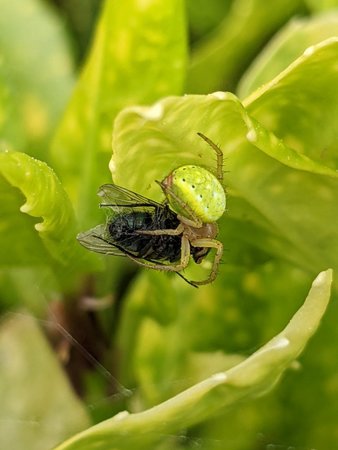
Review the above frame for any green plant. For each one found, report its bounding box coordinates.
[0,1,337,449]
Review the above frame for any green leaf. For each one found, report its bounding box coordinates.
[0,314,90,450]
[53,269,332,450]
[238,12,338,99]
[0,0,74,157]
[186,0,304,93]
[305,0,338,12]
[111,92,338,279]
[243,38,338,169]
[116,262,313,408]
[111,92,245,196]
[50,0,187,229]
[0,151,81,267]
[0,268,59,315]
[186,0,232,40]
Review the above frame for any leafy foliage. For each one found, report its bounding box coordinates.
[0,1,337,449]
[0,151,79,266]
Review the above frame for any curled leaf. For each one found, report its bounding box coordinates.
[54,269,332,450]
[0,151,80,266]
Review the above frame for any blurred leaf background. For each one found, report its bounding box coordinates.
[0,0,337,449]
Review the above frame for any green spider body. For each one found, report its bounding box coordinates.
[162,165,226,223]
[149,132,226,285]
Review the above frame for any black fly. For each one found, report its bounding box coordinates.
[77,184,206,287]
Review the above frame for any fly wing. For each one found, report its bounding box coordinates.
[98,184,162,209]
[77,224,127,257]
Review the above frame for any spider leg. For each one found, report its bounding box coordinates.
[135,223,184,236]
[189,238,223,285]
[156,180,203,228]
[126,235,191,273]
[197,132,224,183]
[143,258,198,288]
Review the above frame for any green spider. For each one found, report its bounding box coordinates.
[134,132,226,286]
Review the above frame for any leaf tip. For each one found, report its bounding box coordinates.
[20,203,32,213]
[312,269,333,288]
[35,222,46,232]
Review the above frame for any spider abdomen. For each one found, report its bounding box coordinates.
[163,165,226,222]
